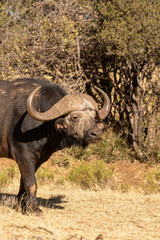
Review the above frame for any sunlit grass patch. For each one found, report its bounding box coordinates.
[69,160,114,188]
[70,146,92,160]
[142,168,160,194]
[51,157,70,168]
[36,167,54,185]
[0,165,17,191]
[92,131,134,163]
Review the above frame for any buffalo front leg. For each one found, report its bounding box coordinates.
[14,177,27,213]
[17,159,42,215]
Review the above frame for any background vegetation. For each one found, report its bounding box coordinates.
[0,0,159,162]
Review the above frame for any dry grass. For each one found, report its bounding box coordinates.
[0,178,160,240]
[0,155,160,240]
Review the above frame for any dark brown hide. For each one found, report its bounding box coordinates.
[0,78,110,215]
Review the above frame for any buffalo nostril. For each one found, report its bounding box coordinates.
[90,131,97,137]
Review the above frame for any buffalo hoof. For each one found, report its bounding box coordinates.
[13,199,42,216]
[26,205,43,216]
[13,201,21,213]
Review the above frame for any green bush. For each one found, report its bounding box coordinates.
[73,147,92,160]
[141,168,160,194]
[94,132,133,162]
[69,160,114,188]
[64,130,134,163]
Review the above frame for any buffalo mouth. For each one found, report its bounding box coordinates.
[64,129,103,148]
[83,133,102,147]
[67,135,101,149]
[84,126,104,145]
[85,135,101,143]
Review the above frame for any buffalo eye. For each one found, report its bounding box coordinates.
[71,114,79,122]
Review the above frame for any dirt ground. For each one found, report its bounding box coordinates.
[0,157,160,240]
[0,178,160,240]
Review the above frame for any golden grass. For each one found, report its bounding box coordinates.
[0,157,160,239]
[0,178,160,240]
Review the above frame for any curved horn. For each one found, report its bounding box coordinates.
[27,86,98,121]
[94,86,110,120]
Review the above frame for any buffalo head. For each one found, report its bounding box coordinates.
[27,86,110,146]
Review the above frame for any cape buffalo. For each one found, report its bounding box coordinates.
[0,78,110,214]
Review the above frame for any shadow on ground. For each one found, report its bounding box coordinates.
[0,193,66,210]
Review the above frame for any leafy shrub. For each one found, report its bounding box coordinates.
[71,146,92,160]
[142,168,160,194]
[71,130,133,163]
[69,160,114,188]
[65,130,134,163]
[93,131,134,162]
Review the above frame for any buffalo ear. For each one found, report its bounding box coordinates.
[55,118,68,132]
